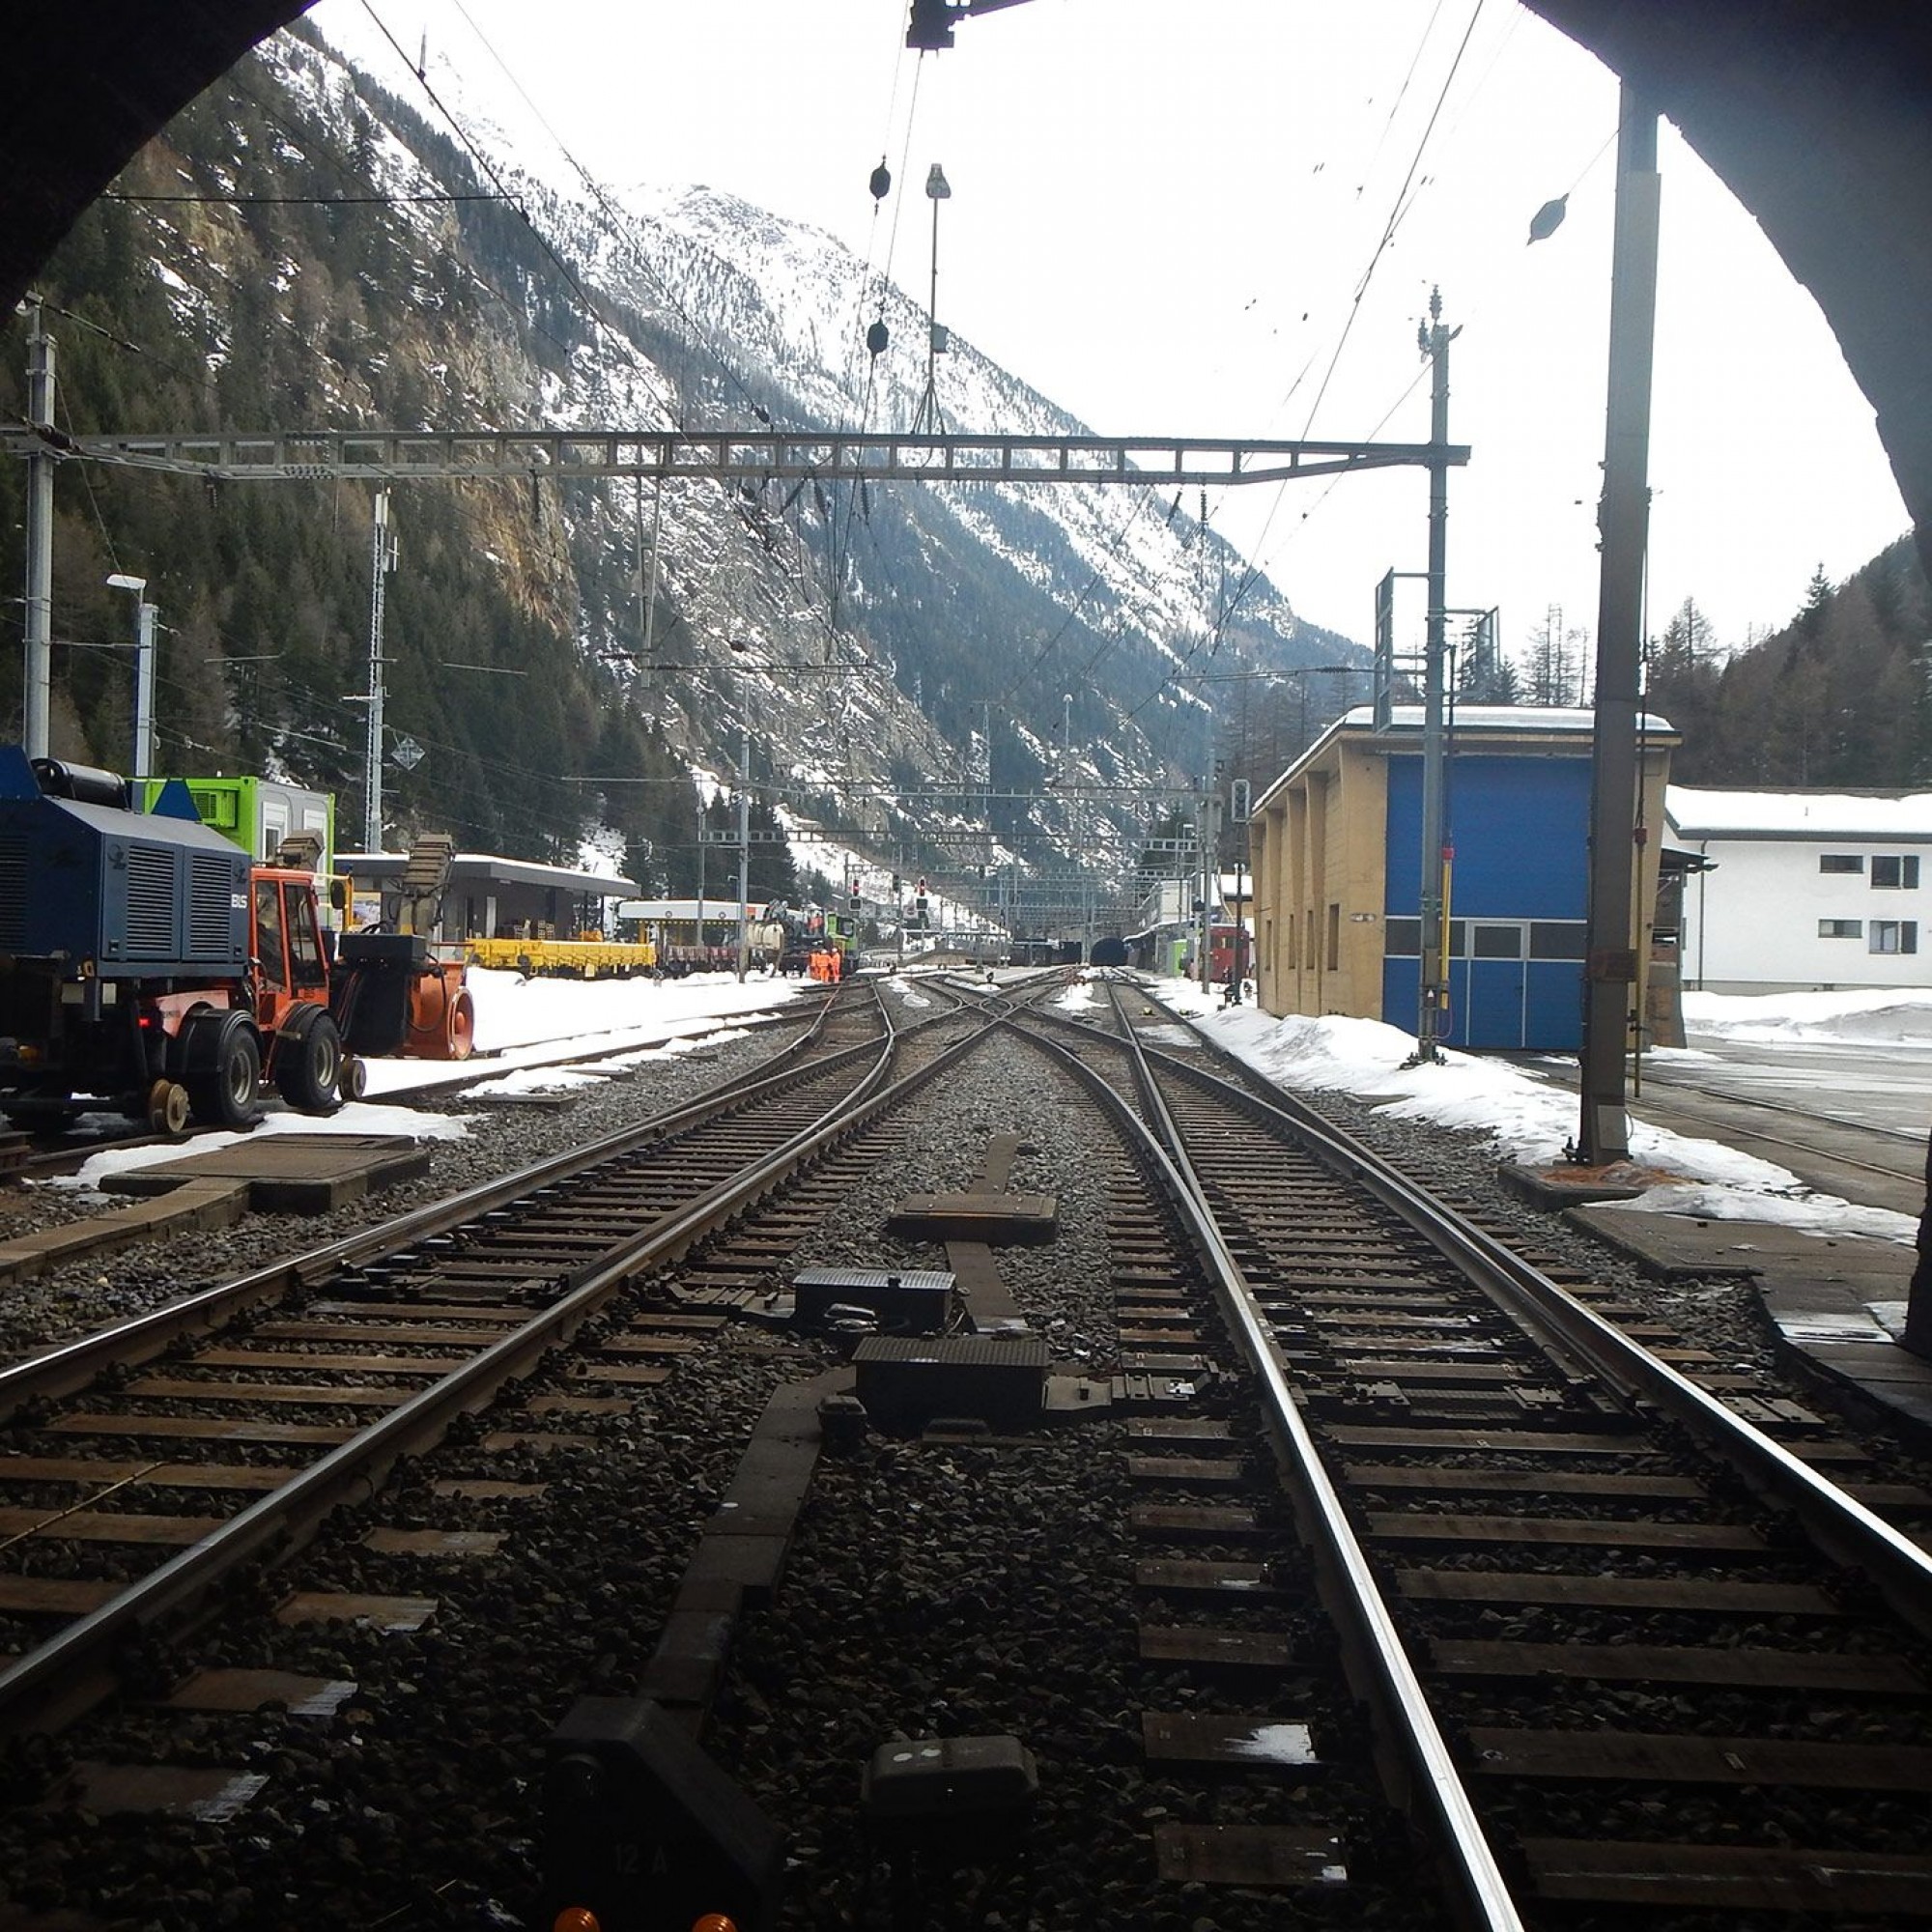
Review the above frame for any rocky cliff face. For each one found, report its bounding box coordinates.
[6,21,1360,915]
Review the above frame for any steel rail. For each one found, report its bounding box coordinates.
[0,987,847,1420]
[1129,997,1932,1640]
[8,1006,810,1184]
[0,990,1007,1735]
[1013,999,1526,1932]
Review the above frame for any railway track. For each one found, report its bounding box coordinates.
[0,1003,811,1187]
[0,979,984,1735]
[2,967,1928,1929]
[1039,980,1932,1925]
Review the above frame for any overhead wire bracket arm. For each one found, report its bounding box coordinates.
[0,428,1469,490]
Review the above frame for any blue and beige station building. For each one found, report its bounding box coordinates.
[1249,705,1678,1051]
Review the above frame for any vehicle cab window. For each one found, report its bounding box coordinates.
[287,884,328,990]
[253,878,288,990]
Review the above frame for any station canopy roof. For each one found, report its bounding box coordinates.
[617,898,777,923]
[340,851,637,896]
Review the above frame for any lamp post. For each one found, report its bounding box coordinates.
[104,573,157,781]
[734,727,752,983]
[364,489,395,854]
[913,163,952,436]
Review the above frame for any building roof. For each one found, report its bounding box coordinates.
[1666,786,1932,841]
[1361,704,1677,737]
[1256,704,1679,813]
[616,898,775,923]
[340,852,638,896]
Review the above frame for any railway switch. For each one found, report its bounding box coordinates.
[790,1264,953,1334]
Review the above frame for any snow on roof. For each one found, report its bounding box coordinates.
[1365,704,1677,735]
[1666,786,1932,840]
[340,852,638,895]
[1255,704,1678,812]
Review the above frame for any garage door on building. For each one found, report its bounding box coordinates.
[1381,917,1587,1050]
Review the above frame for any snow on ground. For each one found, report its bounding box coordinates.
[357,967,812,1097]
[57,1098,470,1194]
[54,970,811,1194]
[1682,986,1932,1045]
[464,965,808,1054]
[46,963,1928,1248]
[1164,980,1924,1246]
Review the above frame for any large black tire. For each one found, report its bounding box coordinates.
[274,1008,344,1114]
[182,1011,262,1130]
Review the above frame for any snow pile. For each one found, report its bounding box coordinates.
[1174,980,1921,1246]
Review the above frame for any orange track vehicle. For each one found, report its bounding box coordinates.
[0,749,468,1133]
[327,834,475,1064]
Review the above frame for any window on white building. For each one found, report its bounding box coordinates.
[1869,920,1918,954]
[1818,919,1862,938]
[1819,854,1864,873]
[1871,855,1920,889]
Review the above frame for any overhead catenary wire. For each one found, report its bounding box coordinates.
[105,191,510,205]
[1116,0,1492,727]
[327,12,1191,790]
[1221,101,1626,651]
[1205,0,1622,674]
[434,0,929,662]
[1297,0,1488,446]
[20,75,827,854]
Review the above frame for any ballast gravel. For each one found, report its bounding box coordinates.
[0,1021,801,1365]
[0,980,1923,1932]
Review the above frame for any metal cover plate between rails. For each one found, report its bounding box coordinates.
[1153,1823,1347,1886]
[1142,1713,1320,1769]
[1518,1837,1932,1912]
[1466,1728,1932,1788]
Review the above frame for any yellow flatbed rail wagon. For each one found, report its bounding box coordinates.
[464,936,659,980]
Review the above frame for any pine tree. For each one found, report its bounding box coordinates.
[1644,597,1723,778]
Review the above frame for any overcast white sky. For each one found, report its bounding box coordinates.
[308,0,1909,665]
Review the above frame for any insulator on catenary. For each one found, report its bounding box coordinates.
[867,318,890,357]
[869,160,892,200]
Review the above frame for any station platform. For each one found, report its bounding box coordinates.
[1564,1201,1932,1449]
[1503,1110,1932,1454]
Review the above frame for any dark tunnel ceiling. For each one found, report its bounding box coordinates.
[8,2,1932,545]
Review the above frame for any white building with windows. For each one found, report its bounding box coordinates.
[1667,786,1932,991]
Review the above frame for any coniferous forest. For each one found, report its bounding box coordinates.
[1643,539,1931,789]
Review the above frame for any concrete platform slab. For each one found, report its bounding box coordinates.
[1550,1203,1932,1449]
[0,1179,247,1285]
[1563,1206,1916,1294]
[1500,1161,1649,1208]
[100,1134,431,1212]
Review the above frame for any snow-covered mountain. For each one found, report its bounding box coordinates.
[21,22,1366,920]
